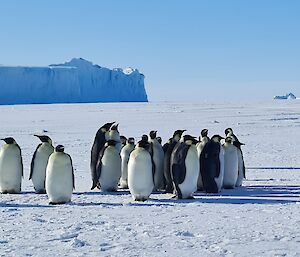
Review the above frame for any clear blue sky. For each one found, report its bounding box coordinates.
[0,0,299,101]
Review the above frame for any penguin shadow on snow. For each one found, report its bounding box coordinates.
[0,202,53,208]
[73,189,130,196]
[192,185,300,204]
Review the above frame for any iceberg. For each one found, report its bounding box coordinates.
[0,58,148,105]
[274,93,297,100]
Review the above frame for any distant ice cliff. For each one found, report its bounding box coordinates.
[274,93,297,100]
[0,58,148,105]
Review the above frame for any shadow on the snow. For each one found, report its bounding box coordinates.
[0,202,53,208]
[73,190,130,196]
[190,185,300,205]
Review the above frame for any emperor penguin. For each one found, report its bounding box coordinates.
[107,123,122,153]
[225,128,239,143]
[119,137,135,189]
[200,135,224,193]
[128,140,154,201]
[0,137,23,194]
[163,130,186,193]
[223,136,239,189]
[45,145,74,204]
[171,135,199,199]
[29,135,54,194]
[156,137,162,145]
[90,121,115,190]
[120,135,127,148]
[95,140,121,192]
[149,131,165,191]
[162,138,172,153]
[196,129,209,191]
[233,140,246,187]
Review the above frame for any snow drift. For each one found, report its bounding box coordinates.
[0,58,148,104]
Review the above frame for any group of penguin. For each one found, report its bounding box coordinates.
[91,122,245,201]
[0,121,245,204]
[0,136,73,204]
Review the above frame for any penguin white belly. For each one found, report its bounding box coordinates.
[235,149,244,187]
[196,141,206,190]
[151,142,164,190]
[0,145,22,193]
[179,146,199,199]
[128,150,154,201]
[223,145,238,189]
[46,153,73,203]
[120,146,134,188]
[214,145,224,192]
[32,145,53,193]
[99,147,121,191]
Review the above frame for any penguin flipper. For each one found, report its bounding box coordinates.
[91,145,106,190]
[29,144,42,180]
[67,154,75,190]
[16,144,23,177]
[149,142,156,184]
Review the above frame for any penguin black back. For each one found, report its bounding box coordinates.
[200,139,221,193]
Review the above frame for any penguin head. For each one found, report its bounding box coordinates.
[34,135,52,144]
[225,128,233,136]
[149,130,157,140]
[211,135,224,143]
[141,134,148,142]
[101,122,115,132]
[156,136,162,144]
[225,136,233,144]
[183,135,198,145]
[55,145,65,152]
[201,129,208,138]
[1,137,16,144]
[120,135,127,145]
[110,123,119,132]
[137,140,150,150]
[127,137,135,145]
[106,140,118,147]
[173,130,186,141]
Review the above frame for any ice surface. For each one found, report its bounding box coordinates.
[0,101,300,256]
[0,58,147,105]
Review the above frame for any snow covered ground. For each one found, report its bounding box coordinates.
[1,101,300,256]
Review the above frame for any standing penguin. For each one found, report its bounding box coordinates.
[0,137,23,194]
[90,121,115,190]
[29,135,54,194]
[196,129,209,191]
[164,130,186,193]
[200,135,224,193]
[225,128,239,143]
[45,145,74,204]
[149,131,164,191]
[128,140,154,201]
[119,137,135,189]
[223,136,239,189]
[233,140,245,187]
[171,135,199,199]
[95,140,121,192]
[120,135,127,148]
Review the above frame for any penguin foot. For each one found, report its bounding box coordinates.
[1,190,20,194]
[49,201,66,205]
[35,189,46,194]
[223,186,235,189]
[134,197,147,202]
[186,196,195,200]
